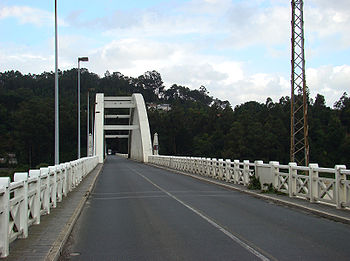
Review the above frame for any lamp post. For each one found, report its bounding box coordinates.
[54,0,59,165]
[77,57,89,159]
[87,88,95,157]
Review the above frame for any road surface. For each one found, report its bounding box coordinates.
[62,156,350,260]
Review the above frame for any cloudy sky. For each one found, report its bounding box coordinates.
[0,0,349,107]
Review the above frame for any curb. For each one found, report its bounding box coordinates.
[147,163,350,225]
[45,164,104,261]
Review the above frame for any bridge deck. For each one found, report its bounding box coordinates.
[63,156,350,260]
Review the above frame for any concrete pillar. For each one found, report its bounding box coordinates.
[153,133,159,155]
[309,163,319,203]
[95,93,104,163]
[129,94,152,162]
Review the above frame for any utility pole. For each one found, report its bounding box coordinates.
[54,0,59,165]
[290,0,309,166]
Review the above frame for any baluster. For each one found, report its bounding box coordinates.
[225,159,232,182]
[0,177,10,257]
[335,165,347,209]
[288,163,297,197]
[13,173,29,239]
[48,166,57,208]
[309,164,319,203]
[40,167,50,215]
[270,161,279,190]
[233,160,240,184]
[28,170,41,225]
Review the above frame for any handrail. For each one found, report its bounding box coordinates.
[149,155,349,211]
[0,156,98,258]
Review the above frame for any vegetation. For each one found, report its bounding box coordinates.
[0,69,349,176]
[247,175,261,190]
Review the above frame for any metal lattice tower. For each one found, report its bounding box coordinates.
[290,0,309,166]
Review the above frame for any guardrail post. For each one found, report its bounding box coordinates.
[71,161,76,189]
[233,160,240,184]
[211,158,216,178]
[206,158,212,177]
[48,166,57,208]
[62,164,68,197]
[0,177,10,258]
[309,164,319,203]
[225,159,232,182]
[254,160,263,178]
[57,166,63,202]
[28,170,41,225]
[40,167,50,215]
[288,163,297,198]
[199,158,204,176]
[218,159,224,180]
[14,172,29,239]
[194,158,199,174]
[170,157,173,169]
[190,157,194,173]
[243,160,250,186]
[335,165,347,209]
[269,161,279,189]
[203,158,208,176]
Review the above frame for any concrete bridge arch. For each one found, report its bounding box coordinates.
[94,93,152,163]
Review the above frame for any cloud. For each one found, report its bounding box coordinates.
[306,1,350,48]
[87,37,288,106]
[0,0,349,109]
[307,65,350,107]
[207,1,289,49]
[0,5,67,27]
[0,43,51,73]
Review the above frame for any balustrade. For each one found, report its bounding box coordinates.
[149,155,349,211]
[0,156,98,258]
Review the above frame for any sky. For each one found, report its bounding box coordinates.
[0,0,349,107]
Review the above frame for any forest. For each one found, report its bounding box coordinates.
[0,69,349,176]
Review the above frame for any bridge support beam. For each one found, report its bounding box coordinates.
[129,94,152,162]
[94,93,152,163]
[95,93,104,163]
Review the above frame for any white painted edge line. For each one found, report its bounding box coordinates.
[128,166,271,261]
[147,163,350,225]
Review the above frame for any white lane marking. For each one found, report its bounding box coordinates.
[128,166,271,261]
[93,195,169,200]
[92,190,163,195]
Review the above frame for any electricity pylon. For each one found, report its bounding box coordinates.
[290,0,309,166]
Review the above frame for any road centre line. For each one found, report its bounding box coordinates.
[127,166,272,261]
[93,195,169,200]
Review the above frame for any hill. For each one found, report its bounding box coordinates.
[0,69,349,172]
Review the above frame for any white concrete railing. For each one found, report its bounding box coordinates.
[149,155,350,210]
[0,156,99,258]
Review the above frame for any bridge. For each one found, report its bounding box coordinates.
[1,94,350,260]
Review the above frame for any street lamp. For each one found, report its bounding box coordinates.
[54,0,59,165]
[87,88,95,157]
[78,56,89,159]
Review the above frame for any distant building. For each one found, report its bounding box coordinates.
[157,104,171,111]
[147,103,171,112]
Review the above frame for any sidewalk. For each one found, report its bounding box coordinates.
[148,163,350,225]
[4,164,103,261]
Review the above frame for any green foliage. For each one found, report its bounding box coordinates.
[247,175,261,190]
[0,69,349,172]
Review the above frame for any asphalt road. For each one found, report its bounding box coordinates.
[62,156,350,260]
